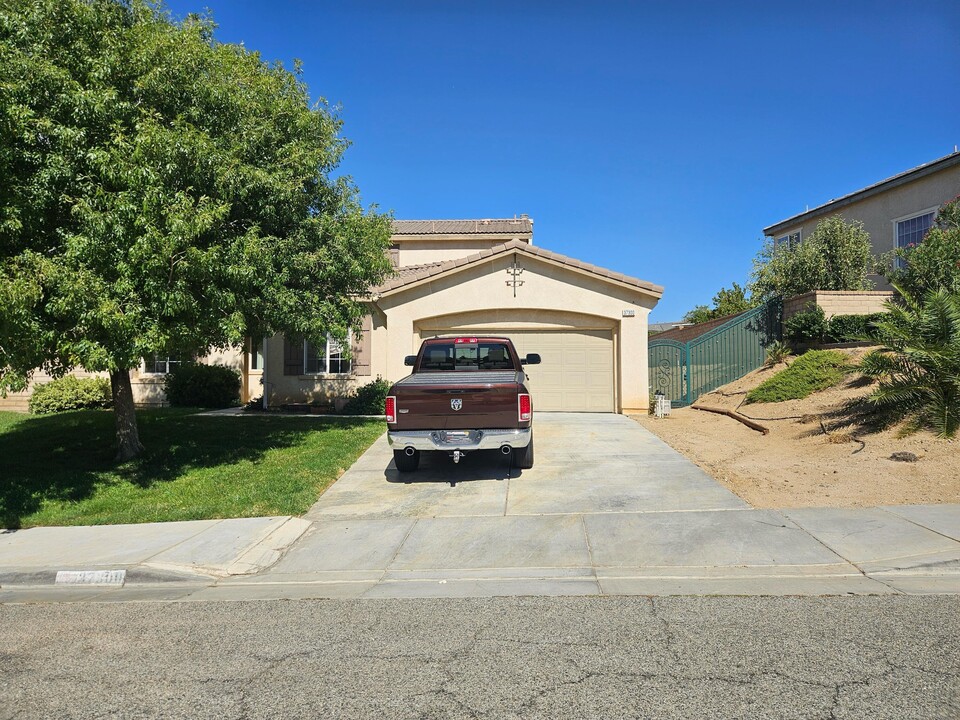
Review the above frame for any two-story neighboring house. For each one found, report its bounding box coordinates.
[763,151,960,286]
[261,217,663,414]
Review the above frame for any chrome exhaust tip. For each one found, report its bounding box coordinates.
[500,445,512,456]
[404,446,416,456]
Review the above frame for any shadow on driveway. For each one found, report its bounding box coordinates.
[385,449,521,486]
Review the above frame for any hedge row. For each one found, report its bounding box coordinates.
[785,307,886,345]
[29,376,112,414]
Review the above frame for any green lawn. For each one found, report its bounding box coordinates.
[0,409,385,529]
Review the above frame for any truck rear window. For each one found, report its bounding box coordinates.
[419,342,515,371]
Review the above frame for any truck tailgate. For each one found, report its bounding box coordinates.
[392,371,522,430]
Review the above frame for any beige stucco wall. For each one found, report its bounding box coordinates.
[773,164,960,259]
[395,237,531,267]
[262,334,362,407]
[369,253,658,413]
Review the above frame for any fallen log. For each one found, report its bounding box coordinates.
[692,404,770,435]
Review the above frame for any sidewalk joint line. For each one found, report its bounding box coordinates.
[779,511,897,591]
[379,519,419,583]
[877,506,960,546]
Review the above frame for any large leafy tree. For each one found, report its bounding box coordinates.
[682,282,756,324]
[0,0,392,459]
[750,216,873,300]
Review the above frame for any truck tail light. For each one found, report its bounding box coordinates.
[518,393,532,422]
[385,396,397,424]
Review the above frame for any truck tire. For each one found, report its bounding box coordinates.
[511,435,534,469]
[393,448,420,472]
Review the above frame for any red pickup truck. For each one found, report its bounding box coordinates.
[385,336,541,472]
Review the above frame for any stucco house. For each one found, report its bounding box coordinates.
[261,217,663,414]
[1,217,663,414]
[763,150,960,277]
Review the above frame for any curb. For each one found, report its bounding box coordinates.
[0,565,213,588]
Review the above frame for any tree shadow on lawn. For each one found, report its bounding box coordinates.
[0,409,373,529]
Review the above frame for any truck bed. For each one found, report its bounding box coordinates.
[390,370,525,431]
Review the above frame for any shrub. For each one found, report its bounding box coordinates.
[880,197,960,297]
[340,376,391,415]
[746,350,850,403]
[784,304,827,345]
[858,288,960,438]
[751,216,873,300]
[825,313,886,343]
[764,340,792,366]
[163,363,241,408]
[29,376,112,414]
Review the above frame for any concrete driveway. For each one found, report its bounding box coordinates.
[213,413,960,600]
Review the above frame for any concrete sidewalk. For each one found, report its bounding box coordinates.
[2,414,959,603]
[0,516,311,593]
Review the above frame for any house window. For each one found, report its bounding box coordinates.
[304,334,352,375]
[142,355,183,375]
[776,230,801,249]
[894,208,938,268]
[896,211,936,251]
[250,338,265,371]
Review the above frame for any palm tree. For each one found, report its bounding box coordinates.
[859,286,960,438]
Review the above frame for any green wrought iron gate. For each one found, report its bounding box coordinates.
[648,300,782,407]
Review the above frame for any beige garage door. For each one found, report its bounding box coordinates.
[444,329,615,412]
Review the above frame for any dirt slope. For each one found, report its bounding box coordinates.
[634,348,960,508]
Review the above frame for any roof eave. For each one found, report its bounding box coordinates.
[376,242,663,300]
[763,151,960,237]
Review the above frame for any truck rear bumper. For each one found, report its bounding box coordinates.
[388,428,531,452]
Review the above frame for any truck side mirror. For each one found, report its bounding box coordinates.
[521,353,541,365]
[404,355,417,366]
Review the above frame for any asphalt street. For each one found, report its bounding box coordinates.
[2,595,958,719]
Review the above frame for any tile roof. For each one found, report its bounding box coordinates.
[374,239,663,297]
[391,218,533,235]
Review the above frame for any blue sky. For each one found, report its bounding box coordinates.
[165,0,959,321]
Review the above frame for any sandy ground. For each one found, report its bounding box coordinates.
[634,349,960,509]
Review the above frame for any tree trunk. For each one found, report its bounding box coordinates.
[111,369,144,461]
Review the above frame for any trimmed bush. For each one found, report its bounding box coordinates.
[825,313,886,343]
[746,350,850,404]
[163,363,241,408]
[29,376,112,414]
[340,376,391,415]
[785,304,827,345]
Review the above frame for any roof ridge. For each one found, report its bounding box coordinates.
[374,240,663,296]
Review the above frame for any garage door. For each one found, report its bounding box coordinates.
[444,329,615,412]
